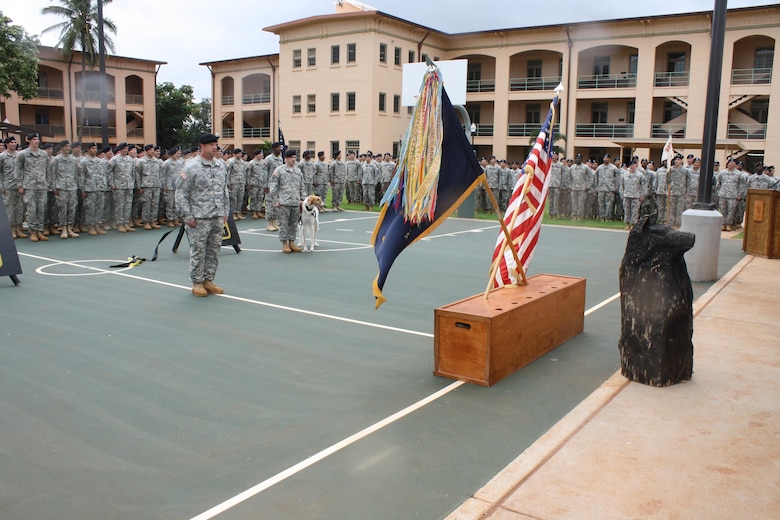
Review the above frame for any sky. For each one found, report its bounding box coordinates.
[2,0,776,100]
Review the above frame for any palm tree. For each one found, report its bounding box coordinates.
[41,0,117,141]
[528,131,567,156]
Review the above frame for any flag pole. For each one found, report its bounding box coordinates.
[482,175,526,297]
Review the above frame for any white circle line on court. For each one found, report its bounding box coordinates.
[35,259,135,277]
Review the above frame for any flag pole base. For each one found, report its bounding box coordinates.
[434,274,586,386]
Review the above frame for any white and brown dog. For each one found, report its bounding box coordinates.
[298,195,323,252]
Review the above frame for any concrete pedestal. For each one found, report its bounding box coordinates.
[681,208,722,282]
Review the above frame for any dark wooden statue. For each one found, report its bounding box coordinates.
[618,216,695,386]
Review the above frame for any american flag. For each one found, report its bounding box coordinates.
[489,90,561,288]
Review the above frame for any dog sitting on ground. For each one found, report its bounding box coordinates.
[298,195,323,252]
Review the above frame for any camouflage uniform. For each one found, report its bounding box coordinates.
[108,154,136,229]
[499,164,513,211]
[49,152,79,228]
[558,162,572,217]
[162,157,184,223]
[619,167,647,226]
[300,158,315,195]
[313,158,329,203]
[16,147,49,233]
[175,155,229,284]
[748,172,776,190]
[226,155,246,217]
[380,159,395,198]
[654,167,668,224]
[0,148,24,229]
[135,154,163,225]
[329,157,347,210]
[362,159,380,206]
[78,155,107,227]
[735,169,750,226]
[686,168,700,209]
[667,165,691,227]
[346,157,361,203]
[269,162,306,242]
[246,156,266,214]
[263,153,284,221]
[569,162,594,219]
[547,160,562,217]
[595,162,619,220]
[714,166,744,227]
[484,163,502,211]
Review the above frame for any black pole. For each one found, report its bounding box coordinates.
[694,0,727,210]
[97,0,109,147]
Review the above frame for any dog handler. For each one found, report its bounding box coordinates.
[175,133,230,297]
[269,149,306,254]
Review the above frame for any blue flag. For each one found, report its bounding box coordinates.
[371,88,483,308]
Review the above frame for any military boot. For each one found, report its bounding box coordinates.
[96,225,107,235]
[282,241,292,254]
[88,226,98,236]
[203,280,224,294]
[30,230,39,242]
[288,240,302,253]
[60,227,68,239]
[37,230,49,241]
[192,283,208,297]
[67,226,80,238]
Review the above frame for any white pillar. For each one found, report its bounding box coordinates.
[681,208,723,281]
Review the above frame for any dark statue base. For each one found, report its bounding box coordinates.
[619,217,695,387]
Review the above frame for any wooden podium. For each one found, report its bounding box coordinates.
[434,274,586,386]
[743,189,780,259]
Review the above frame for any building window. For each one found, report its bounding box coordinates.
[593,56,610,76]
[393,94,400,114]
[293,49,301,68]
[38,71,48,88]
[629,54,638,75]
[379,43,387,63]
[663,101,683,123]
[346,140,360,154]
[408,50,415,63]
[394,47,401,66]
[755,47,774,69]
[667,52,686,73]
[421,53,429,63]
[308,48,316,67]
[347,43,357,63]
[35,108,49,125]
[307,94,316,113]
[750,98,769,123]
[331,141,339,157]
[591,102,608,123]
[527,59,542,78]
[307,141,316,153]
[379,92,386,112]
[526,103,540,124]
[347,92,356,111]
[293,95,301,114]
[331,45,340,65]
[289,140,301,153]
[627,101,635,124]
[331,93,340,112]
[407,106,413,116]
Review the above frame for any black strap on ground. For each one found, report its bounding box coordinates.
[110,256,146,268]
[151,227,181,261]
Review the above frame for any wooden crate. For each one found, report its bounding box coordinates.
[434,274,586,386]
[743,189,780,259]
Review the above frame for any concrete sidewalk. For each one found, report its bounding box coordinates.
[448,254,780,520]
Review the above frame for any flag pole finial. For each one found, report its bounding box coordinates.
[554,83,564,94]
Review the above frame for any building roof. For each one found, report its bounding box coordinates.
[200,53,279,67]
[38,45,166,66]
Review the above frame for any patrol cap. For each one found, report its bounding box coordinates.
[99,146,111,154]
[333,150,341,159]
[189,146,199,154]
[85,142,98,150]
[284,149,297,158]
[41,142,53,150]
[168,146,180,155]
[4,136,17,144]
[143,144,155,151]
[27,132,41,140]
[71,142,81,149]
[252,148,263,156]
[232,148,242,154]
[271,141,283,149]
[199,133,219,145]
[302,150,311,158]
[115,142,128,151]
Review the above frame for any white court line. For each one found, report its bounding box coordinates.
[189,380,466,520]
[19,252,433,338]
[189,292,622,519]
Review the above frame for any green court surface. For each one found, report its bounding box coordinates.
[0,213,745,519]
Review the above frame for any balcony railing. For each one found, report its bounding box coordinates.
[727,123,766,139]
[222,128,235,138]
[577,73,637,89]
[731,67,773,85]
[31,124,65,135]
[651,124,686,138]
[575,123,634,138]
[127,128,145,137]
[243,127,270,138]
[509,76,562,91]
[125,94,144,105]
[242,93,271,104]
[472,123,493,137]
[75,91,116,102]
[36,87,64,99]
[77,125,117,136]
[507,123,541,137]
[222,95,235,106]
[466,79,495,93]
[653,71,690,87]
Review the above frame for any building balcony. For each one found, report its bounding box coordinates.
[78,125,117,136]
[651,124,686,138]
[472,123,493,137]
[507,123,540,137]
[509,76,562,91]
[36,87,64,99]
[466,79,495,93]
[222,95,235,106]
[731,67,773,85]
[575,123,634,138]
[577,73,637,89]
[32,124,65,135]
[127,128,145,137]
[75,91,116,103]
[727,123,766,139]
[653,71,690,87]
[242,127,270,138]
[242,93,271,104]
[222,128,235,138]
[125,94,144,105]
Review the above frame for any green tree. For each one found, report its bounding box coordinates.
[156,82,196,150]
[528,131,567,156]
[178,97,212,149]
[42,0,117,140]
[0,12,40,102]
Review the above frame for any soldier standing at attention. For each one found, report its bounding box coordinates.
[313,151,329,205]
[135,144,163,230]
[78,143,107,236]
[548,153,562,218]
[329,150,347,211]
[361,152,379,212]
[16,132,50,242]
[619,161,647,229]
[161,147,183,227]
[48,140,79,239]
[569,154,594,221]
[246,149,266,219]
[484,156,502,213]
[379,152,395,199]
[263,142,284,231]
[175,134,230,297]
[226,148,246,220]
[300,150,315,196]
[345,151,360,204]
[714,158,743,231]
[108,143,136,233]
[595,153,619,222]
[666,154,690,228]
[269,149,305,254]
[0,136,26,238]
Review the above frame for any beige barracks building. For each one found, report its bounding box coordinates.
[203,2,779,168]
